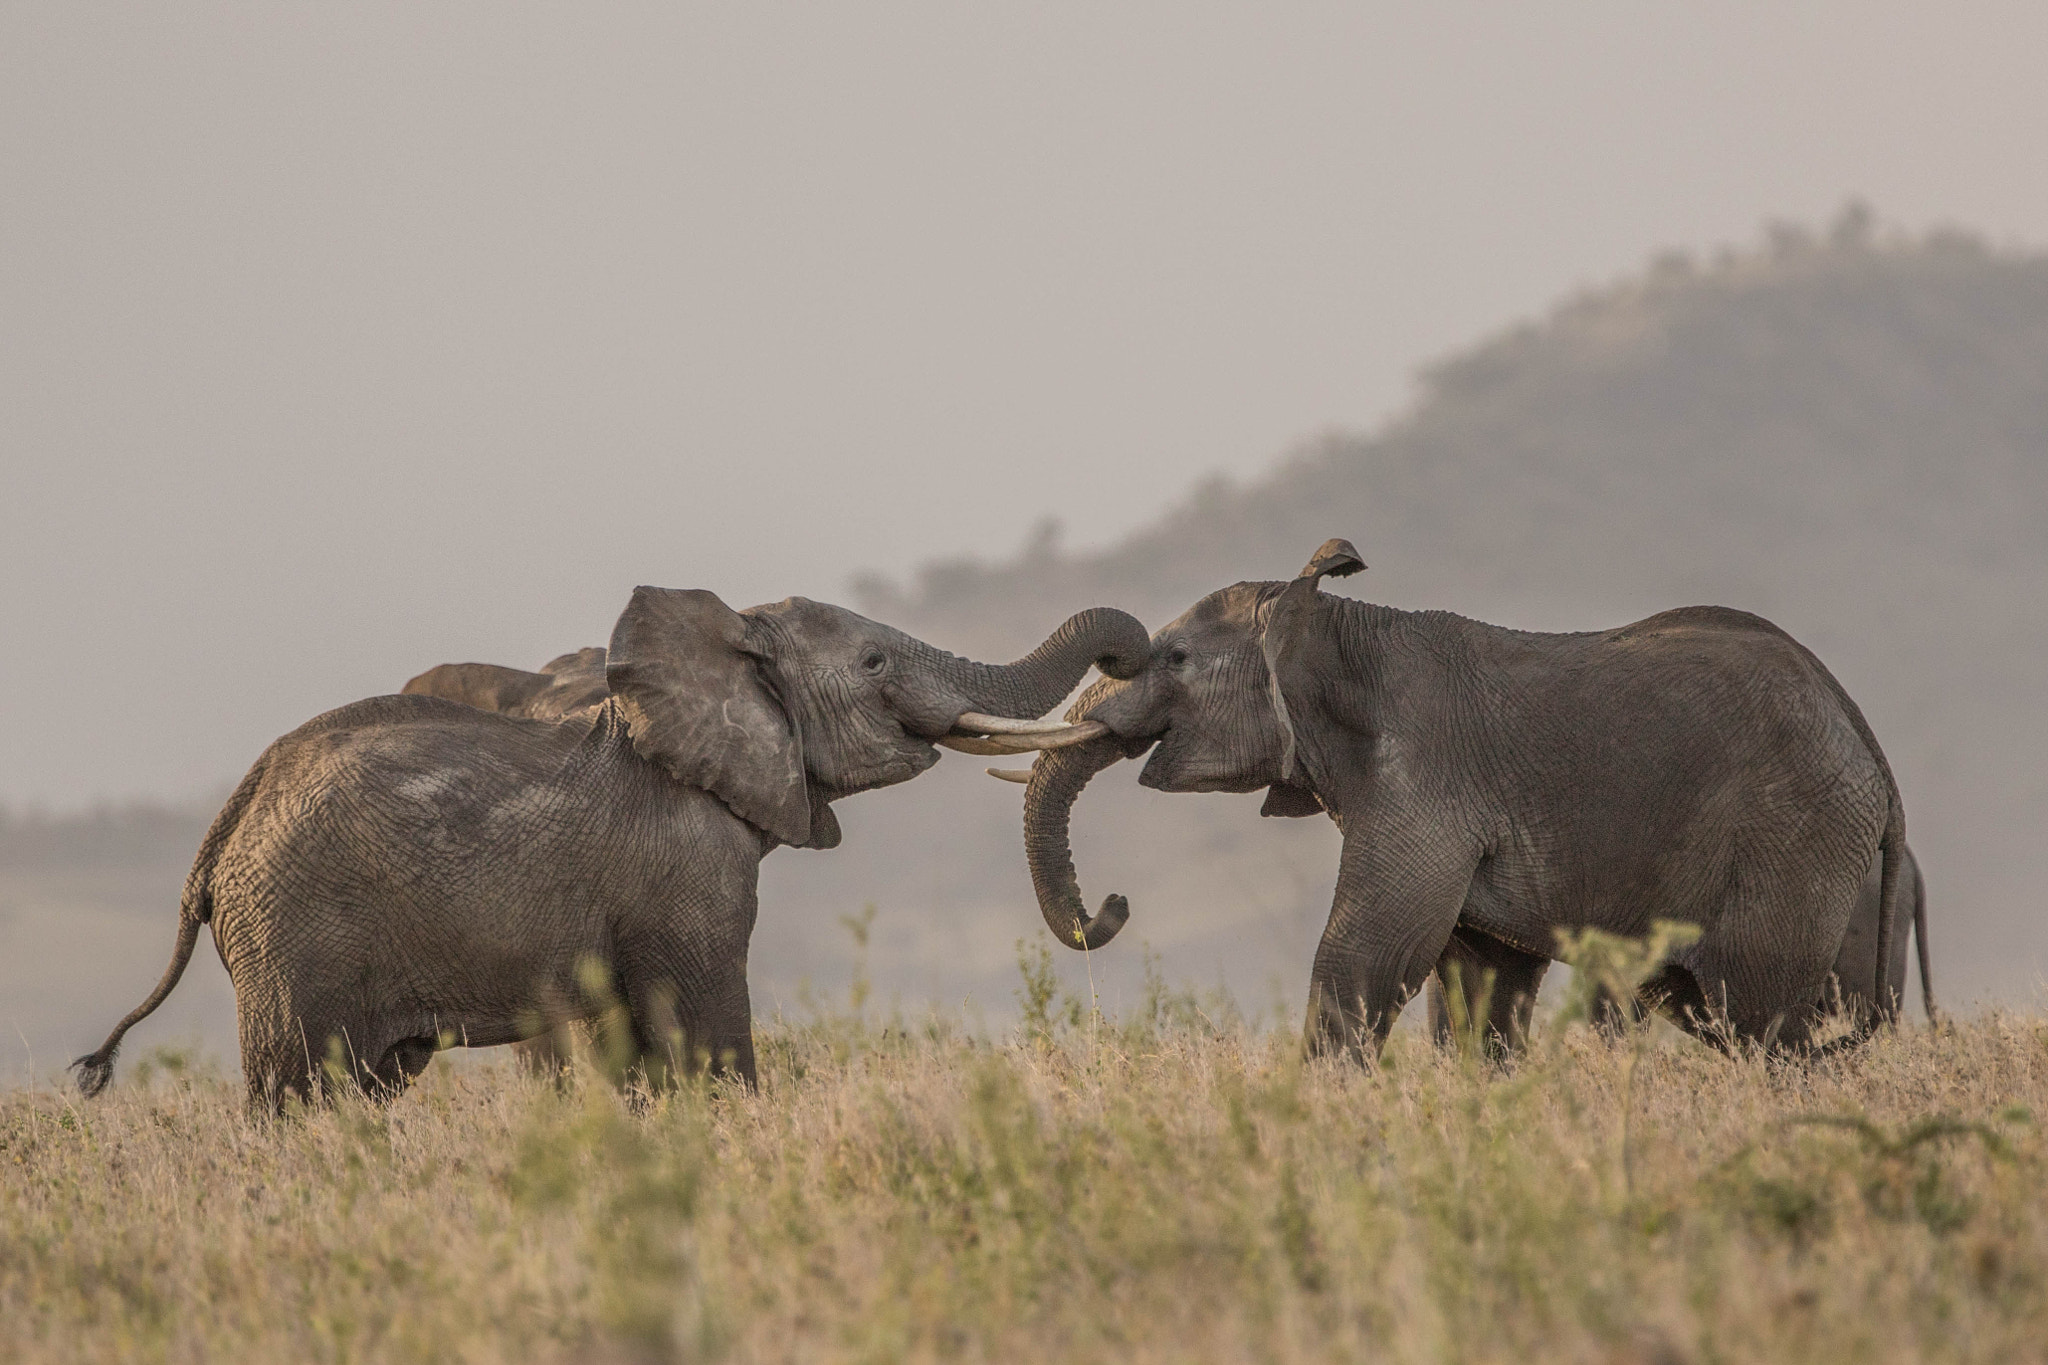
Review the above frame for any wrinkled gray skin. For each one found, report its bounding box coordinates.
[401,646,622,1072]
[1424,842,1932,1053]
[1023,539,1910,1063]
[75,593,1149,1106]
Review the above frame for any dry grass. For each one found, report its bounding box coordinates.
[4,958,2046,1365]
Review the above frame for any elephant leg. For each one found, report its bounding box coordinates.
[1642,960,1824,1055]
[1306,822,1478,1064]
[1427,926,1550,1058]
[615,925,759,1090]
[514,1030,573,1080]
[234,976,337,1110]
[622,969,756,1089]
[1588,983,1644,1035]
[1639,963,1728,1051]
[1820,844,1921,1031]
[366,1035,438,1096]
[1681,848,1866,1051]
[239,1025,316,1112]
[242,1011,374,1108]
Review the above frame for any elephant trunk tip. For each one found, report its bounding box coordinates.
[1066,893,1130,951]
[1097,642,1150,681]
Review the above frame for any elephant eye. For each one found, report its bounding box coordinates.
[1166,645,1191,668]
[860,650,888,675]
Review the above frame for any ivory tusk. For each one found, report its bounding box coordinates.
[952,711,1089,736]
[939,720,1110,755]
[985,767,1033,783]
[937,733,1022,756]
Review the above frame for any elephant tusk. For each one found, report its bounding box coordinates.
[937,733,1021,756]
[952,711,1091,736]
[938,733,1054,756]
[939,720,1110,755]
[985,766,1034,783]
[1004,720,1110,750]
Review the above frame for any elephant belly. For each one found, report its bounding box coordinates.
[370,917,614,1049]
[1452,868,1559,960]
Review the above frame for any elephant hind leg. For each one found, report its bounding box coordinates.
[1641,963,1734,1052]
[1427,927,1550,1058]
[236,992,322,1111]
[368,1036,437,1096]
[241,1045,317,1112]
[240,1006,426,1109]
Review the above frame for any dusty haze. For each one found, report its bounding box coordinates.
[7,3,2048,805]
[5,6,2048,1076]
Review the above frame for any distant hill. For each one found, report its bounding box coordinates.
[11,217,2045,1083]
[861,216,2048,640]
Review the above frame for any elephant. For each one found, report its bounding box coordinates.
[401,646,610,721]
[1003,538,1910,1062]
[1424,841,1932,1053]
[73,590,1145,1105]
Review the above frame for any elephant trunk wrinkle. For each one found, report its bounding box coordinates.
[1021,735,1133,951]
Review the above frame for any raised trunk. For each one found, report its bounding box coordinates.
[933,607,1150,719]
[1021,734,1132,950]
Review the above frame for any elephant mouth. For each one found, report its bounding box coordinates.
[820,742,941,798]
[1135,728,1260,794]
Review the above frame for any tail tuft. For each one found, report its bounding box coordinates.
[71,1051,117,1099]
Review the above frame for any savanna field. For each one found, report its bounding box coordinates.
[2,947,2044,1365]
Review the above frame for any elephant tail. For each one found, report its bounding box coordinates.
[1872,799,1905,1028]
[1912,853,1938,1025]
[71,763,257,1098]
[71,901,205,1098]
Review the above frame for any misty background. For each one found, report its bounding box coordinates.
[6,5,2047,1080]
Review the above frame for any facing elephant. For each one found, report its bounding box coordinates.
[1008,538,1909,1062]
[73,592,1148,1105]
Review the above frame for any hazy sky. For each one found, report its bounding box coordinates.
[5,3,2048,807]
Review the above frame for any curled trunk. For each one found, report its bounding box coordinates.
[1021,734,1132,950]
[932,607,1150,719]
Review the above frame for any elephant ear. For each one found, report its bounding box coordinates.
[1260,538,1365,782]
[606,586,815,848]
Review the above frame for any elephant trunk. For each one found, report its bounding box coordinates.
[1021,732,1132,950]
[934,607,1151,719]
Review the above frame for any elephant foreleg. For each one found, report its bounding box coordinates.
[1306,823,1478,1064]
[618,951,758,1090]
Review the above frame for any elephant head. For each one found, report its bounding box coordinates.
[412,592,1152,852]
[1005,541,1365,949]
